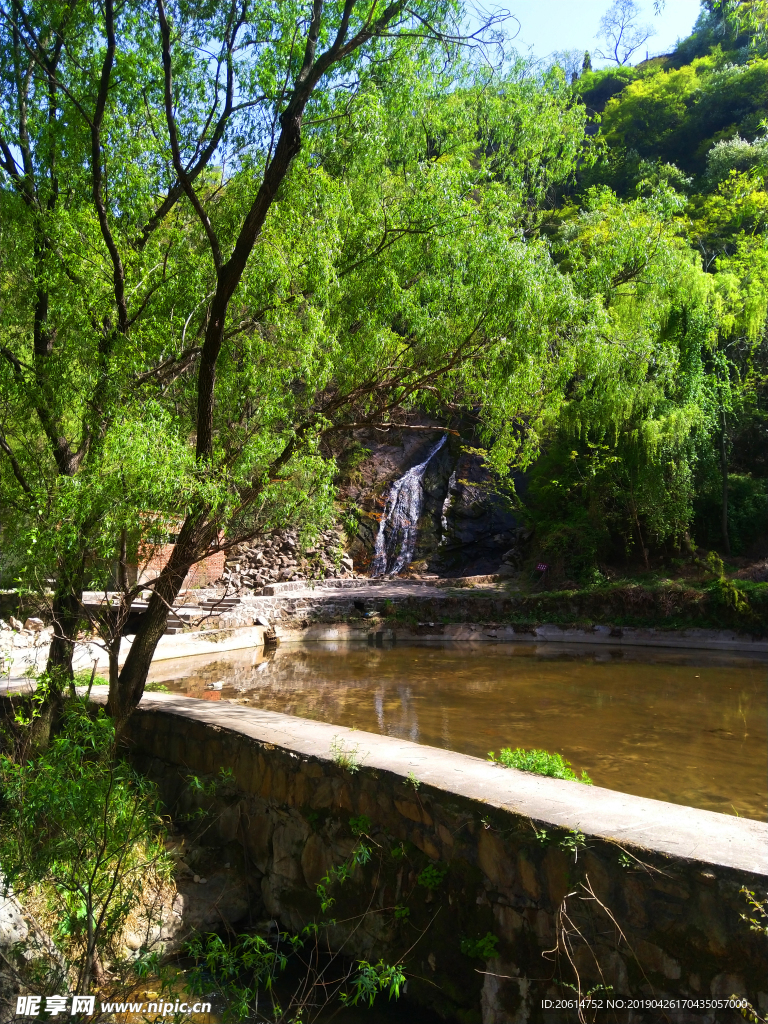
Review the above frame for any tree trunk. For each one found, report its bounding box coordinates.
[108,515,216,728]
[720,409,730,556]
[46,559,86,692]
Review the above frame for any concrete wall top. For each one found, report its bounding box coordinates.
[113,691,768,878]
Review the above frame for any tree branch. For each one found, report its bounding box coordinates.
[90,0,127,333]
[0,430,32,493]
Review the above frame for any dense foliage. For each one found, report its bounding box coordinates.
[526,0,768,579]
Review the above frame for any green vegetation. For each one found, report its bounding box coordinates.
[0,698,171,997]
[526,0,768,583]
[489,747,593,784]
[330,736,365,773]
[460,932,499,959]
[417,862,449,891]
[175,931,405,1019]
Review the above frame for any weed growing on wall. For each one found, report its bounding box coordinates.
[417,863,448,891]
[460,932,499,959]
[330,736,364,773]
[489,747,592,783]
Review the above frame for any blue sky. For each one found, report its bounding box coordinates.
[505,0,703,66]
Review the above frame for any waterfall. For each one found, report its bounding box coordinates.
[371,434,447,576]
[439,469,457,545]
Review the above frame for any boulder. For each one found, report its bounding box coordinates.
[9,616,22,631]
[23,617,44,632]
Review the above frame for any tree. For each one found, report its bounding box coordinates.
[0,1,601,728]
[595,0,656,65]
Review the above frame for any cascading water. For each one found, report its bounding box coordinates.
[371,434,447,576]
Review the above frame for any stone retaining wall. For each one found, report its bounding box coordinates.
[207,584,768,653]
[122,694,768,1024]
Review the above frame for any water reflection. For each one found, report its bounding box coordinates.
[146,641,768,821]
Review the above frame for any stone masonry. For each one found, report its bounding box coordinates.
[122,693,768,1024]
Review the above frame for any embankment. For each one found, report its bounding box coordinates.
[120,692,768,1024]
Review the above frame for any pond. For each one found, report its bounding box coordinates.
[146,640,768,821]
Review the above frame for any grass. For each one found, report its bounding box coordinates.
[74,668,109,688]
[73,671,170,694]
[489,746,592,784]
[330,736,364,773]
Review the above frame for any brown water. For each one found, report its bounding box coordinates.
[147,641,768,821]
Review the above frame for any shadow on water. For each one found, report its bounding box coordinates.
[147,641,768,821]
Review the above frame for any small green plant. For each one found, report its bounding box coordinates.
[184,932,286,1021]
[73,668,110,689]
[740,887,768,936]
[561,982,613,998]
[560,828,587,861]
[618,851,634,869]
[406,770,421,790]
[393,904,410,920]
[316,840,371,912]
[330,735,364,773]
[533,825,550,845]
[349,814,371,836]
[417,862,448,891]
[340,960,406,1008]
[186,772,217,797]
[490,746,592,784]
[12,671,53,726]
[460,932,499,959]
[340,500,365,536]
[144,681,171,693]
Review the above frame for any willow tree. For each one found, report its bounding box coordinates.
[0,0,602,726]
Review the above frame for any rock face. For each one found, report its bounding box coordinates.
[219,526,356,593]
[0,883,29,1014]
[119,857,250,958]
[148,421,527,595]
[343,426,521,577]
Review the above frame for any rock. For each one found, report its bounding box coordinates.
[9,617,22,631]
[23,617,44,632]
[0,888,28,949]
